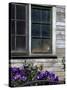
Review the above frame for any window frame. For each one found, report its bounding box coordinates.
[10,3,29,53]
[29,4,56,56]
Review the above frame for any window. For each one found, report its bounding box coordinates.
[9,3,56,57]
[10,3,27,52]
[31,5,52,53]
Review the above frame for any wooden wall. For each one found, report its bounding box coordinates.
[10,58,65,81]
[56,6,65,58]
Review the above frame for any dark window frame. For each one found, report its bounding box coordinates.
[9,3,29,55]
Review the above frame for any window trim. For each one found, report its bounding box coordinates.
[29,4,31,55]
[29,4,56,56]
[52,7,56,55]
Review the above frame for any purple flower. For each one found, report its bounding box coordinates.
[14,74,21,80]
[45,71,50,77]
[10,67,20,74]
[36,72,43,80]
[54,76,59,81]
[49,73,55,80]
[20,76,27,81]
[36,70,59,83]
[11,76,15,81]
[10,66,59,85]
[36,71,46,80]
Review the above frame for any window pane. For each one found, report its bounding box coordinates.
[32,8,41,22]
[16,5,25,20]
[11,4,15,19]
[16,36,26,50]
[16,21,25,35]
[31,39,41,52]
[41,24,50,38]
[11,36,15,50]
[31,39,52,53]
[42,9,51,23]
[11,21,15,35]
[41,39,52,53]
[32,24,40,36]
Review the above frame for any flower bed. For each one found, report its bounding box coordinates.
[9,63,61,87]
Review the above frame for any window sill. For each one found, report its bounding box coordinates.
[10,50,29,59]
[11,54,57,59]
[10,50,57,59]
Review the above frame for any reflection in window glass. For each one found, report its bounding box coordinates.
[16,36,26,50]
[41,24,50,38]
[31,39,41,52]
[32,24,40,36]
[11,36,15,50]
[16,5,25,20]
[41,39,52,53]
[32,39,52,53]
[31,5,52,53]
[32,9,41,22]
[10,4,27,52]
[42,9,50,23]
[16,21,25,35]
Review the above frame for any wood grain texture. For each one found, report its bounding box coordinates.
[56,6,65,13]
[56,13,65,22]
[56,6,65,51]
[10,59,65,80]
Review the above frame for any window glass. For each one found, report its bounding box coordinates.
[31,39,41,52]
[16,5,25,20]
[42,9,50,23]
[16,21,25,35]
[41,24,50,38]
[10,4,27,52]
[40,39,52,53]
[32,8,41,22]
[31,5,52,53]
[11,36,15,50]
[32,39,52,53]
[16,36,26,50]
[32,24,40,36]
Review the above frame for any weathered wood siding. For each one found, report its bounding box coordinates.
[56,6,65,58]
[10,5,65,81]
[11,59,65,81]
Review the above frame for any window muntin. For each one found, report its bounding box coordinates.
[31,5,52,53]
